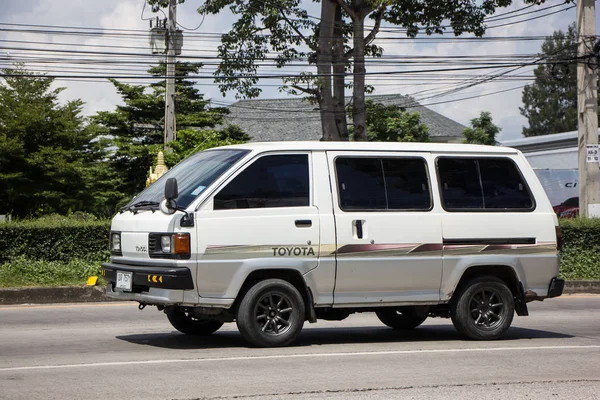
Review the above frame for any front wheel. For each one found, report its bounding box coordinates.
[166,307,224,336]
[376,306,428,330]
[451,276,515,340]
[236,279,305,347]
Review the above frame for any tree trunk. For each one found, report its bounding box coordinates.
[316,0,340,141]
[332,4,349,140]
[351,0,367,141]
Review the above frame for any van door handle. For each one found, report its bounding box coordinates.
[295,220,312,228]
[355,220,363,239]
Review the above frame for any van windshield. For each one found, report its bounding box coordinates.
[127,149,249,210]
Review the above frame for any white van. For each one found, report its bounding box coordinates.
[102,142,564,347]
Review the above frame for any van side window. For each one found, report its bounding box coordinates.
[336,158,386,210]
[479,158,534,209]
[438,157,534,211]
[436,159,483,209]
[383,158,431,210]
[336,157,431,211]
[214,154,309,210]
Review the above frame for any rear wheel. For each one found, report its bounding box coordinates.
[236,279,305,347]
[376,306,428,330]
[451,276,514,340]
[166,307,223,336]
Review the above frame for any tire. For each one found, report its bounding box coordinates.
[236,279,305,347]
[166,307,224,336]
[451,276,515,340]
[376,306,429,330]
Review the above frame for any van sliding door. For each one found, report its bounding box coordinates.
[327,151,443,306]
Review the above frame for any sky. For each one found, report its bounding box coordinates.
[0,0,594,142]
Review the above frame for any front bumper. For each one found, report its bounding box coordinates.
[101,262,194,291]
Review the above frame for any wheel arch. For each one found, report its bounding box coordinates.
[454,265,521,296]
[232,269,317,323]
[450,264,528,317]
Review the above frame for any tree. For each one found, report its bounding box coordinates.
[165,125,249,166]
[149,0,542,142]
[462,111,500,145]
[94,62,248,200]
[353,100,429,142]
[0,65,100,218]
[520,23,579,137]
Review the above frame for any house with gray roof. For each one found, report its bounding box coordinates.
[223,93,466,143]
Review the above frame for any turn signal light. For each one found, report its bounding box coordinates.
[173,233,190,255]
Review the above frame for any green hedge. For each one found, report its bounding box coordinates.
[559,218,600,280]
[0,217,111,264]
[1,216,600,287]
[0,215,111,287]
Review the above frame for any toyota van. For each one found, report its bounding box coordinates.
[101,142,564,347]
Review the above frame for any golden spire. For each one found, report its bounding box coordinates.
[146,151,169,187]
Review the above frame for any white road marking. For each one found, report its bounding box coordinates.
[1,345,600,372]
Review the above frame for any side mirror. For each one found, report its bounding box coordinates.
[165,178,178,200]
[160,178,179,215]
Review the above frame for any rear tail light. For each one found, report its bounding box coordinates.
[555,226,563,251]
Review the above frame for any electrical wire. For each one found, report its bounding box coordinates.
[0,1,579,121]
[177,12,207,31]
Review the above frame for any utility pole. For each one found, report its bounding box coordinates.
[164,0,177,147]
[577,0,600,218]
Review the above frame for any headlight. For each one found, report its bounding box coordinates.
[149,233,190,259]
[160,235,171,252]
[110,232,121,254]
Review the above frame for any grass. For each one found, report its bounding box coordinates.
[0,258,103,288]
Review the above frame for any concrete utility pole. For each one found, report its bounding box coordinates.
[164,0,177,147]
[577,0,600,218]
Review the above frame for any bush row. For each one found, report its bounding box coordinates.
[0,217,111,264]
[0,217,600,287]
[558,218,600,280]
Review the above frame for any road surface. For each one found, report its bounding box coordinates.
[1,295,599,399]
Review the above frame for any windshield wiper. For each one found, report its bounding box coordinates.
[119,201,160,213]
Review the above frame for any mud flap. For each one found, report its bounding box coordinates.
[515,282,529,316]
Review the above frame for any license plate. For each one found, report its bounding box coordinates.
[116,271,133,291]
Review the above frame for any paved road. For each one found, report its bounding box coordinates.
[0,296,599,400]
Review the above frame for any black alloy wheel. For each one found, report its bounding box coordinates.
[451,276,515,340]
[236,279,305,347]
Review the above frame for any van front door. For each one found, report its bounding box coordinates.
[195,152,321,300]
[327,151,443,306]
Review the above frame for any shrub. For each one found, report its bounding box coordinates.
[0,217,111,263]
[559,218,600,280]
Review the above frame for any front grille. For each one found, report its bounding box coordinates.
[148,234,158,253]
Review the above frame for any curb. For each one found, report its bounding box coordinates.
[563,280,600,294]
[1,281,599,305]
[0,286,115,305]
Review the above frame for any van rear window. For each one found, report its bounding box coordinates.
[437,157,534,211]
